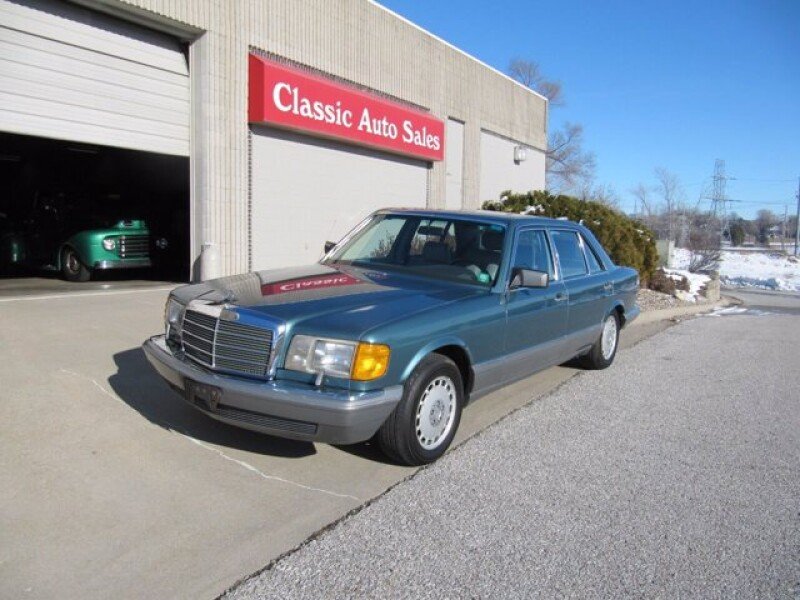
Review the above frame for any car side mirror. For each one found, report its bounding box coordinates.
[510,267,549,289]
[324,241,336,254]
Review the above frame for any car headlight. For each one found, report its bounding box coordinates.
[285,335,390,381]
[102,237,117,251]
[164,297,185,335]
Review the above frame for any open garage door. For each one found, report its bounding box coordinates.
[250,127,429,271]
[0,132,189,285]
[0,0,190,156]
[0,0,190,291]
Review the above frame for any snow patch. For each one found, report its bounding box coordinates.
[672,248,800,292]
[663,268,711,303]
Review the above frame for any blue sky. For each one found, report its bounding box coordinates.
[379,0,800,218]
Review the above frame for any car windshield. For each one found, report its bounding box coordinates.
[323,214,506,287]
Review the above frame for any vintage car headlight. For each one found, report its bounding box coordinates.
[164,297,185,335]
[102,237,117,251]
[285,335,390,381]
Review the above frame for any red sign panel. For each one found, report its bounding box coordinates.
[249,54,445,161]
[260,274,363,297]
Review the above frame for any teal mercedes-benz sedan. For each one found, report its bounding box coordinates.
[143,209,639,465]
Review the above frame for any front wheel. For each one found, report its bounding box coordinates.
[61,247,91,282]
[378,354,463,466]
[582,312,620,370]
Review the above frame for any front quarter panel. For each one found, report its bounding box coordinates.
[352,291,506,393]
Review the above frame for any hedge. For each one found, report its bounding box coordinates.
[482,190,658,284]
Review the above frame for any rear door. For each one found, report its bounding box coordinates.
[550,229,608,351]
[504,228,568,377]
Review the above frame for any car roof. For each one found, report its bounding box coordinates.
[375,208,579,228]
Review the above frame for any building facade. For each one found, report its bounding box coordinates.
[0,0,547,280]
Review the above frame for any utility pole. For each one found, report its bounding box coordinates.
[795,177,800,256]
[782,205,787,252]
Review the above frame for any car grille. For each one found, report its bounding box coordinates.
[117,235,149,258]
[181,309,274,377]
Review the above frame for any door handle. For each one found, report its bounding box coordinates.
[554,292,567,303]
[603,282,613,292]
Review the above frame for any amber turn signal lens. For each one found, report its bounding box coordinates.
[351,343,391,381]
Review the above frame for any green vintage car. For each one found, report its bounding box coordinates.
[58,219,152,281]
[0,201,152,281]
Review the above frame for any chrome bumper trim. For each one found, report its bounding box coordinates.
[94,258,151,269]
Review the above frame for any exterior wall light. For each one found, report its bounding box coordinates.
[513,145,527,163]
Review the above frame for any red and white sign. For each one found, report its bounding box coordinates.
[249,54,445,161]
[260,274,363,296]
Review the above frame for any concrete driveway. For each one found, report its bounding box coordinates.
[0,286,670,599]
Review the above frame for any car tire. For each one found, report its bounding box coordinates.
[582,311,620,370]
[61,247,91,282]
[378,354,464,466]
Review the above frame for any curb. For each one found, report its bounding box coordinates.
[631,295,736,327]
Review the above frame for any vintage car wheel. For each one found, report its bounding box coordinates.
[61,247,91,282]
[378,354,463,466]
[583,312,620,370]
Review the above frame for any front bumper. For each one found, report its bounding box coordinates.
[142,335,403,444]
[94,258,152,270]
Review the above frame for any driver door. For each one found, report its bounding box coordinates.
[504,228,569,379]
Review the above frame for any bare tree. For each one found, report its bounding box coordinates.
[546,123,596,192]
[576,181,619,209]
[508,58,564,106]
[630,183,653,218]
[507,59,594,193]
[686,211,722,272]
[654,167,684,242]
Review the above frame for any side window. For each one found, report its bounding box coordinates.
[513,229,554,277]
[582,235,605,273]
[551,230,588,279]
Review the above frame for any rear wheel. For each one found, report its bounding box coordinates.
[378,354,463,466]
[582,312,620,370]
[61,247,91,282]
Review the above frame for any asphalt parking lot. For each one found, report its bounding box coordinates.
[0,285,671,599]
[229,302,800,599]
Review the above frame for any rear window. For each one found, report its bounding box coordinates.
[551,230,587,279]
[582,235,605,273]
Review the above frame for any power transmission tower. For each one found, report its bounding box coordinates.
[710,159,730,241]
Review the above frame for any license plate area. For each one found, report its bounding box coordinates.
[185,379,222,411]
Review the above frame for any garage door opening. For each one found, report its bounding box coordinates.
[0,132,190,285]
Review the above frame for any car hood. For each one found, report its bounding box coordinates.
[172,264,486,339]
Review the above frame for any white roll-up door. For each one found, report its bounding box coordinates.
[0,0,189,156]
[251,127,429,270]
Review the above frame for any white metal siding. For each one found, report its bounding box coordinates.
[444,119,464,210]
[479,129,546,203]
[0,0,189,156]
[251,127,428,270]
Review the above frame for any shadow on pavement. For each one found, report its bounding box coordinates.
[109,347,316,459]
[332,437,397,465]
